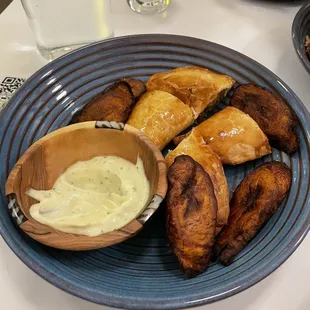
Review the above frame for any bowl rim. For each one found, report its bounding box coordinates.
[292,1,310,74]
[5,120,168,250]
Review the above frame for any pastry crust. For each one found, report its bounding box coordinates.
[146,66,235,118]
[127,90,194,150]
[166,155,218,278]
[194,107,271,165]
[166,129,229,234]
[214,161,292,266]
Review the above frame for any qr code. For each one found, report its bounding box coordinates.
[0,77,25,111]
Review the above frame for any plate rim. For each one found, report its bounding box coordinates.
[0,33,310,310]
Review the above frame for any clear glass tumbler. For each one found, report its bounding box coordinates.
[21,0,114,61]
[127,0,170,14]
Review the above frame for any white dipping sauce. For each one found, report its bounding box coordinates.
[27,156,150,237]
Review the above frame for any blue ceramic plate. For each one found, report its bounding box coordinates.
[0,34,309,309]
[292,2,310,74]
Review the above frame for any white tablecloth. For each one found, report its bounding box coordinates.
[0,1,309,309]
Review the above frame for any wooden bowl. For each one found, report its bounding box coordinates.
[5,121,167,251]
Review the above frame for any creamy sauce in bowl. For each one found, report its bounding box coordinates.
[27,156,150,237]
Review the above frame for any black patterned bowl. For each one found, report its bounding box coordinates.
[0,34,310,309]
[292,1,310,74]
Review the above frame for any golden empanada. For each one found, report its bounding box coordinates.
[127,90,194,150]
[194,107,271,165]
[146,66,235,118]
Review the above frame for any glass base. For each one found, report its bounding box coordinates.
[37,43,94,61]
[36,36,115,61]
[127,0,169,14]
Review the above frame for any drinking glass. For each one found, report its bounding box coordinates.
[21,0,114,60]
[127,0,170,14]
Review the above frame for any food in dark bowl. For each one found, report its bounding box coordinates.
[292,2,310,74]
[306,35,310,59]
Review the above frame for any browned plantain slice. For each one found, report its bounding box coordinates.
[214,161,291,266]
[122,78,146,101]
[71,81,135,123]
[166,155,218,278]
[166,129,230,235]
[230,84,299,154]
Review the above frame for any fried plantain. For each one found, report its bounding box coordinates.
[71,81,135,123]
[166,155,218,278]
[214,161,292,266]
[165,129,230,235]
[230,83,299,154]
[122,78,146,101]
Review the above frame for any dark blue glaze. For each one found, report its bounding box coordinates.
[292,2,310,74]
[0,34,309,309]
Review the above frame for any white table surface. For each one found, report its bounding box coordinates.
[0,0,310,309]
